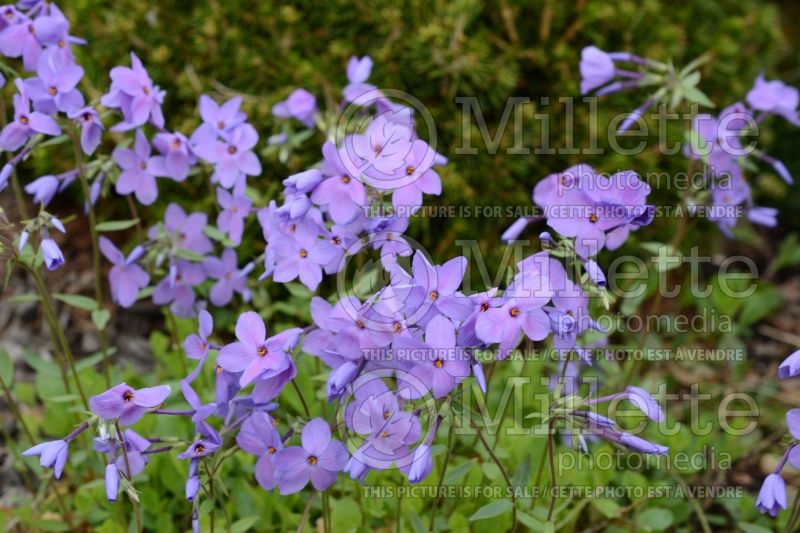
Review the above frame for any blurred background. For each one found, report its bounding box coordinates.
[3,1,800,531]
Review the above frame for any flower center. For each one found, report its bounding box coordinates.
[82,113,92,122]
[307,455,318,465]
[217,121,225,129]
[429,290,439,301]
[257,346,268,357]
[509,307,520,317]
[267,446,276,454]
[27,23,34,34]
[122,390,134,402]
[299,249,308,258]
[480,302,489,312]
[341,175,350,184]
[227,145,237,154]
[405,166,415,176]
[380,431,389,438]
[224,272,233,280]
[171,138,181,149]
[20,116,29,125]
[47,86,57,96]
[355,320,365,329]
[57,39,65,48]
[194,444,205,455]
[215,364,223,375]
[589,214,598,224]
[383,410,391,420]
[139,162,147,170]
[143,86,150,95]
[332,236,342,245]
[392,321,402,333]
[434,359,444,368]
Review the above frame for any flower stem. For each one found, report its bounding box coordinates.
[428,419,455,530]
[116,422,143,533]
[25,262,88,409]
[291,379,311,418]
[72,131,111,387]
[0,92,28,220]
[476,425,517,529]
[296,489,316,533]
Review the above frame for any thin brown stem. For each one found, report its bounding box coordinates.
[476,426,517,529]
[116,422,143,533]
[296,489,317,533]
[72,131,111,387]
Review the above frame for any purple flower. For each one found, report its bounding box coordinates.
[216,187,252,246]
[101,52,165,131]
[217,311,302,387]
[89,383,171,425]
[310,142,367,224]
[756,473,787,517]
[747,206,778,228]
[25,174,60,205]
[788,409,800,440]
[236,412,282,490]
[152,261,206,317]
[157,203,214,256]
[540,169,652,257]
[395,315,470,398]
[746,74,800,126]
[195,123,261,189]
[24,52,84,114]
[0,14,41,71]
[343,55,376,102]
[99,236,149,308]
[105,463,119,501]
[274,418,349,495]
[272,88,317,128]
[193,95,246,142]
[41,237,64,270]
[22,440,68,478]
[350,115,414,179]
[271,230,337,291]
[407,444,433,484]
[579,46,616,95]
[618,433,669,455]
[202,248,252,307]
[113,129,162,206]
[476,285,552,357]
[624,386,664,422]
[152,131,196,182]
[779,349,800,379]
[69,107,104,155]
[177,439,220,460]
[0,79,61,151]
[184,309,214,362]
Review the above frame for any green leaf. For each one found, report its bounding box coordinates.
[54,293,99,311]
[516,511,543,530]
[95,219,140,232]
[682,86,714,108]
[92,309,111,330]
[637,508,673,531]
[468,499,512,521]
[6,293,39,304]
[230,517,260,533]
[738,523,774,533]
[511,454,532,487]
[204,225,235,247]
[0,348,13,386]
[591,498,620,519]
[443,459,476,484]
[174,248,204,262]
[738,284,781,326]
